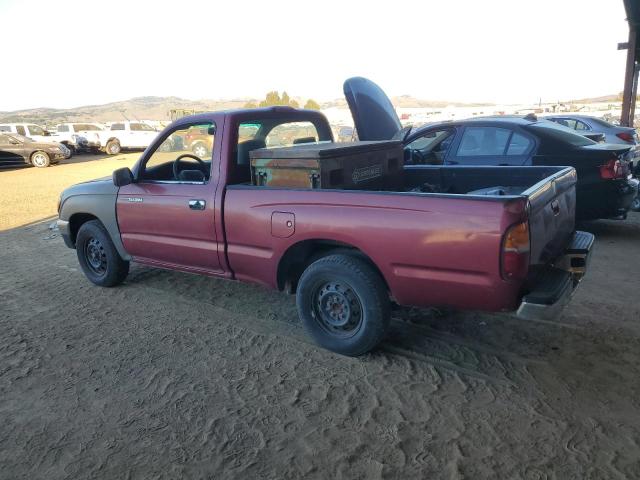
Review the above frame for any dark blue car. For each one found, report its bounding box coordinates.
[343,77,639,220]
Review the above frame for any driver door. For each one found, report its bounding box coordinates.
[116,121,223,274]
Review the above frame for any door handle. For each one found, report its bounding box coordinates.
[189,199,206,210]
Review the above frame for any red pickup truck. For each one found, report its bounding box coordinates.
[57,103,593,356]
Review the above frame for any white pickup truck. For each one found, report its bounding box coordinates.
[56,121,160,155]
[98,121,160,155]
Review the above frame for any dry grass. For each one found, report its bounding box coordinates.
[0,153,140,231]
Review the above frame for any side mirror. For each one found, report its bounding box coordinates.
[43,131,51,136]
[113,167,134,187]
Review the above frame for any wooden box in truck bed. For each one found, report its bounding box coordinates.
[250,140,403,190]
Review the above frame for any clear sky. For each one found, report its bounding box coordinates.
[0,0,631,110]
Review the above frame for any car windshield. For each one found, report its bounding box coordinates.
[7,133,26,143]
[528,120,596,146]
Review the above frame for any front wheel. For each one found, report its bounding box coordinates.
[296,254,390,356]
[76,220,129,287]
[106,140,121,155]
[30,151,51,167]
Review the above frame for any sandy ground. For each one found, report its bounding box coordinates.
[0,153,140,231]
[1,158,640,478]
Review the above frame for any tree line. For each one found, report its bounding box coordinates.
[244,91,321,110]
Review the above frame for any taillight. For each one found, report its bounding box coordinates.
[502,221,530,281]
[599,158,628,179]
[616,132,634,143]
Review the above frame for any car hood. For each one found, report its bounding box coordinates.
[61,178,115,198]
[343,77,402,141]
[30,140,63,150]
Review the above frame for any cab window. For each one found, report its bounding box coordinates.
[139,122,215,183]
[111,123,124,131]
[15,125,26,136]
[57,125,70,132]
[265,121,319,147]
[231,119,330,185]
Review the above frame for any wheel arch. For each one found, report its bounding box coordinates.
[276,238,389,294]
[59,192,131,261]
[68,212,99,245]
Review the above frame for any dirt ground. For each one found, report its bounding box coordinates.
[1,158,640,478]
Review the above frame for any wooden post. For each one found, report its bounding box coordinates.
[621,27,638,127]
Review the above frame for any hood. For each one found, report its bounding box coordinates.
[62,178,115,199]
[30,140,64,150]
[343,77,401,141]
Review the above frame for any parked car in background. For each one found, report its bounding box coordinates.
[0,133,65,167]
[544,115,640,170]
[343,77,639,221]
[0,123,85,157]
[96,121,159,155]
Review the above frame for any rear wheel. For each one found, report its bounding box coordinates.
[296,254,390,356]
[76,220,129,287]
[30,151,50,167]
[106,140,121,155]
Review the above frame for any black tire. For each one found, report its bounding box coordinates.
[631,194,640,212]
[76,220,129,287]
[296,253,390,356]
[30,150,51,168]
[106,140,121,155]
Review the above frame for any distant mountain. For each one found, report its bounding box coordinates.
[0,96,251,125]
[563,94,623,104]
[322,95,491,109]
[0,93,629,125]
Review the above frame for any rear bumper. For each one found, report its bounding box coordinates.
[576,178,639,220]
[517,231,594,321]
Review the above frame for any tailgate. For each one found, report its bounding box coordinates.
[524,167,577,265]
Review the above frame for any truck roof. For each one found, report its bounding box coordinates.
[172,106,329,127]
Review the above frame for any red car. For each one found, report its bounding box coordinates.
[57,87,592,356]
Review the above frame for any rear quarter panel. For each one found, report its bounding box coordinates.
[223,187,527,311]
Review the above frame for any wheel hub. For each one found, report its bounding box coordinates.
[85,237,106,274]
[315,282,362,335]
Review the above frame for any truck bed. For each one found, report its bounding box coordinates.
[224,165,576,312]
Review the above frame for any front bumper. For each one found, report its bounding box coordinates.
[517,231,594,321]
[57,219,74,248]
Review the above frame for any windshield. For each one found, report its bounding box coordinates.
[7,133,26,143]
[528,120,595,147]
